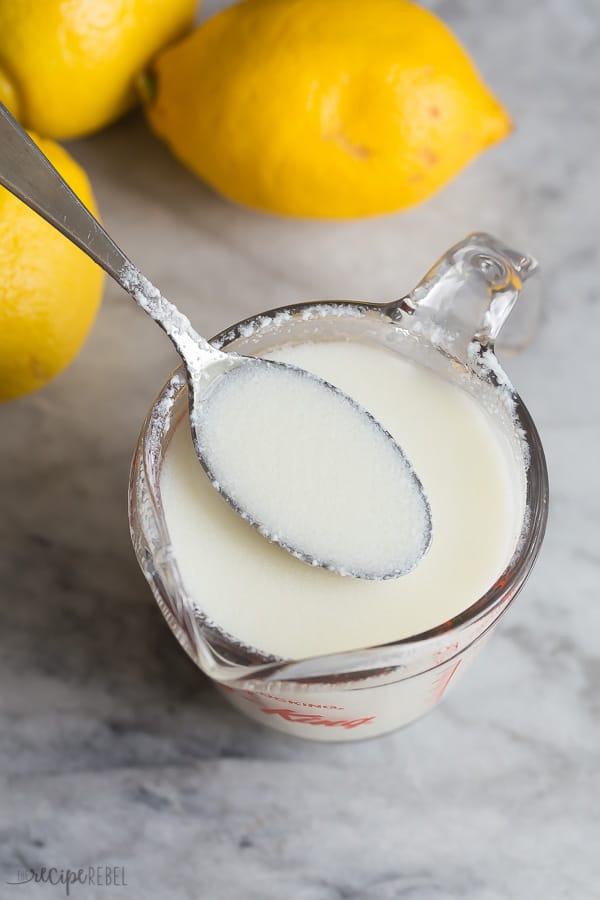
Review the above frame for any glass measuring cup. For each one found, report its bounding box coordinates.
[129,233,548,742]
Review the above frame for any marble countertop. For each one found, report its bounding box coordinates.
[1,0,598,897]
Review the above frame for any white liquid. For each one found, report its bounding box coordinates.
[198,359,431,579]
[161,341,525,660]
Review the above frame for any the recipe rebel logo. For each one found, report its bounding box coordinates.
[6,865,128,895]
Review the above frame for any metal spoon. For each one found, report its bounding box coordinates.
[0,103,431,579]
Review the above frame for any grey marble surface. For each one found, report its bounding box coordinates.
[1,0,599,897]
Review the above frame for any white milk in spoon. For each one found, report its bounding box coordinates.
[198,358,431,579]
[160,340,525,660]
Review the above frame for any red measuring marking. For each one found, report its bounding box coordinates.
[225,686,345,711]
[432,659,462,702]
[259,708,374,730]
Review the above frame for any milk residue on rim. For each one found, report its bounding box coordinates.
[212,303,367,350]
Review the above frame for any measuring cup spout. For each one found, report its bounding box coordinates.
[389,233,538,362]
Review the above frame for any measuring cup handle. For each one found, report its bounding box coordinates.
[386,233,538,363]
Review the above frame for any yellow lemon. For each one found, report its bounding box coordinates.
[146,0,511,218]
[0,0,197,140]
[0,134,104,401]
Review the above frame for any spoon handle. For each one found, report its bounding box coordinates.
[0,104,219,365]
[0,105,132,282]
